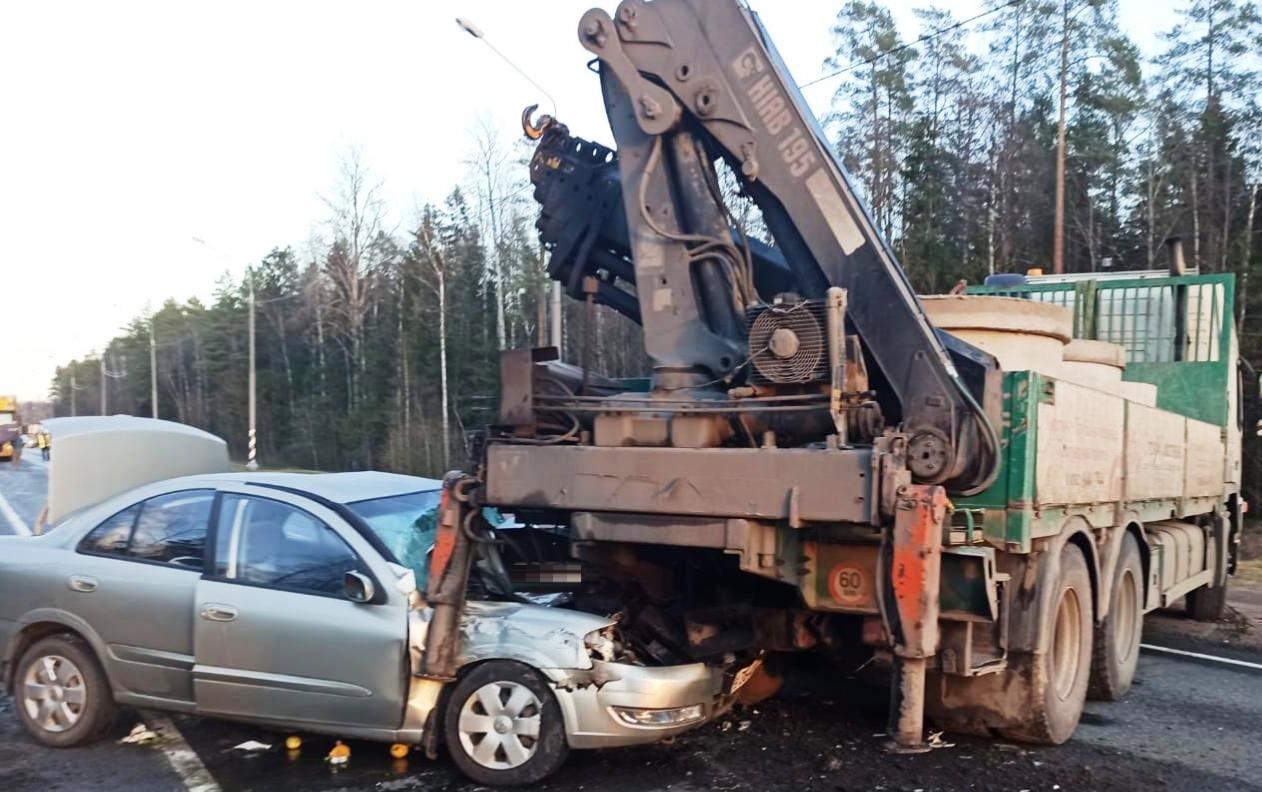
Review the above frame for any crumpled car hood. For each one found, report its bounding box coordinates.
[455,600,615,671]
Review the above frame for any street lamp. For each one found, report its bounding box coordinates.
[193,236,258,469]
[455,16,562,352]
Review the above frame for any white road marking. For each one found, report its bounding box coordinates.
[147,713,222,792]
[0,490,31,535]
[1141,643,1262,672]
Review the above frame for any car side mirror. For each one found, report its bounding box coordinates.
[343,570,375,603]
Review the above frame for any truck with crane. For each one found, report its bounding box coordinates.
[417,0,1243,753]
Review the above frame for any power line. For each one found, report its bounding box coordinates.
[800,0,1025,90]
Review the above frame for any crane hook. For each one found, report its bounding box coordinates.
[522,104,554,140]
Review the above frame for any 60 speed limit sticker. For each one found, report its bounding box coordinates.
[827,563,868,607]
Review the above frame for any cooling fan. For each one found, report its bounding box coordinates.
[745,300,830,385]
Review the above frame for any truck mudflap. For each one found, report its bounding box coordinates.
[884,484,949,752]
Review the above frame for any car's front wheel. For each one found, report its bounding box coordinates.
[15,634,116,747]
[443,660,569,786]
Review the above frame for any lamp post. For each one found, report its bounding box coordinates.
[455,16,564,354]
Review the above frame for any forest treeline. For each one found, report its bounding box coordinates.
[52,0,1262,489]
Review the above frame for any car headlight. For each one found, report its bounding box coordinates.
[612,704,705,727]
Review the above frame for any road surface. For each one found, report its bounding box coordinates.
[2,456,1260,791]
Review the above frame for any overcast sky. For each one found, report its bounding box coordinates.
[0,0,1178,402]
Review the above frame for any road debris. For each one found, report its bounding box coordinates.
[327,740,351,765]
[119,723,159,745]
[229,740,272,752]
[285,735,302,750]
[926,730,955,749]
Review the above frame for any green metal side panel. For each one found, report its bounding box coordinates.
[952,273,1237,555]
[1124,361,1227,426]
[955,370,1040,553]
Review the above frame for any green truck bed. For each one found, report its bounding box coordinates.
[956,273,1239,554]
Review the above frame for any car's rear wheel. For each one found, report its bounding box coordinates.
[16,635,116,747]
[443,660,568,786]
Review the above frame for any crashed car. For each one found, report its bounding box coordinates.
[0,417,746,785]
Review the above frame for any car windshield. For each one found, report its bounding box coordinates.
[346,490,442,588]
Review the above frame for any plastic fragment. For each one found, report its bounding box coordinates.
[119,723,159,745]
[327,740,351,765]
[230,740,273,752]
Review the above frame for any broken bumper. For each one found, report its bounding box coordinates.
[541,660,729,749]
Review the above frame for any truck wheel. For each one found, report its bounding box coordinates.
[1186,580,1228,621]
[15,634,117,747]
[1001,543,1093,745]
[1089,533,1143,700]
[443,660,569,786]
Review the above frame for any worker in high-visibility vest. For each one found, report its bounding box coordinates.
[36,431,50,462]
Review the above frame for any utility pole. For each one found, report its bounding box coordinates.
[99,355,107,415]
[551,281,563,354]
[1053,0,1070,275]
[247,280,258,470]
[70,370,77,417]
[149,316,158,419]
[194,236,261,469]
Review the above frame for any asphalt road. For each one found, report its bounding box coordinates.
[0,450,47,535]
[2,456,1261,791]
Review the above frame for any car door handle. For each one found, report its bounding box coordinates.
[68,575,97,593]
[200,604,238,622]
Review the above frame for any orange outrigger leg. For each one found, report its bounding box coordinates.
[886,484,949,752]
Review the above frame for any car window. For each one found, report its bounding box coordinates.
[346,490,441,589]
[129,491,214,567]
[79,504,140,556]
[215,494,361,596]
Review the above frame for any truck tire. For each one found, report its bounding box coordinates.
[1089,533,1143,700]
[1000,543,1093,745]
[1186,580,1228,621]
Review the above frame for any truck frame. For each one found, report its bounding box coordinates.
[419,0,1242,751]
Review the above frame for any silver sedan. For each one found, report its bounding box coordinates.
[0,470,742,785]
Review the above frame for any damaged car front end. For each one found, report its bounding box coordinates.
[400,480,747,785]
[458,601,739,749]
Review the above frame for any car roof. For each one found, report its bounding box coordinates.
[178,470,443,504]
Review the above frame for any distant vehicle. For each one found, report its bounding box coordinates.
[0,395,18,461]
[0,463,744,785]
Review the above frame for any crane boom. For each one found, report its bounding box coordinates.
[527,0,998,492]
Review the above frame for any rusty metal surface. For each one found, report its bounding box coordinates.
[885,483,949,752]
[889,485,948,659]
[485,444,872,523]
[418,472,480,683]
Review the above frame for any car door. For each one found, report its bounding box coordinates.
[192,487,408,730]
[61,488,215,706]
